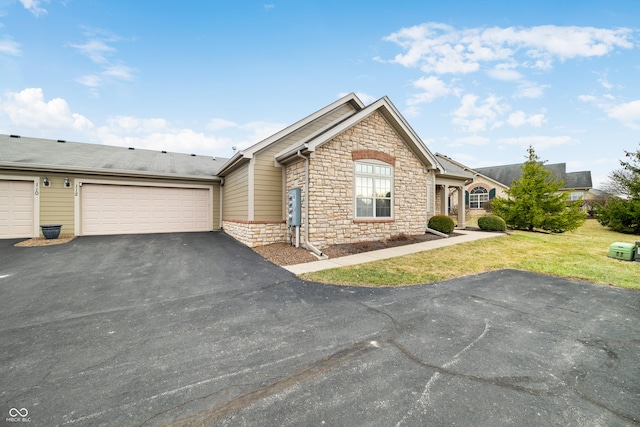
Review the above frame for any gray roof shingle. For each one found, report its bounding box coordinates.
[474,162,592,189]
[434,153,475,179]
[0,134,228,179]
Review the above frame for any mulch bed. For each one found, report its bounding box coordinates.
[253,232,457,266]
[15,236,76,247]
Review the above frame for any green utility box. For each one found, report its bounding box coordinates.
[608,242,636,261]
[636,241,640,263]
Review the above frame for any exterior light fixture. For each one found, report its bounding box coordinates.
[64,177,71,188]
[43,177,50,187]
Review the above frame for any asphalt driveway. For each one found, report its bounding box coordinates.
[1,232,639,426]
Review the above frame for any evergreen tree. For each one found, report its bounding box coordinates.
[492,146,586,233]
[596,145,640,234]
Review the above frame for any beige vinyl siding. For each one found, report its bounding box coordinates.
[252,103,357,220]
[211,184,220,228]
[222,164,249,220]
[253,145,284,221]
[1,169,221,236]
[40,175,75,234]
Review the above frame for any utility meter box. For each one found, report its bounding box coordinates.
[608,242,635,261]
[287,187,301,227]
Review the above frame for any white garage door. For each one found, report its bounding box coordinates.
[0,180,35,238]
[81,184,211,235]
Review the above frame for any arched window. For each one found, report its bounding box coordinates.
[354,161,393,218]
[469,186,489,209]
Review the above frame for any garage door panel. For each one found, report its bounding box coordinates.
[0,180,35,238]
[81,184,210,235]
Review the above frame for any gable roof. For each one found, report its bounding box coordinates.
[0,134,227,180]
[216,93,365,176]
[434,153,475,180]
[474,162,592,190]
[565,171,593,189]
[275,96,442,172]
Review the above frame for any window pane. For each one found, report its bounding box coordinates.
[356,176,373,197]
[375,178,391,198]
[470,186,488,195]
[357,198,374,217]
[354,161,393,218]
[376,198,391,217]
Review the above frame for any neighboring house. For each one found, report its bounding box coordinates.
[446,160,594,213]
[475,162,594,203]
[0,135,226,239]
[0,93,471,248]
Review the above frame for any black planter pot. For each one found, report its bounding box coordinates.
[40,224,62,240]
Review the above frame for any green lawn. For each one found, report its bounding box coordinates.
[303,220,640,289]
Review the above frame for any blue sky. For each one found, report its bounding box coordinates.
[1,0,639,187]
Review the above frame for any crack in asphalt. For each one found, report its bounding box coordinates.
[391,333,639,425]
[160,338,381,426]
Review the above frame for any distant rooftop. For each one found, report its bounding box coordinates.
[0,134,229,179]
[475,162,592,189]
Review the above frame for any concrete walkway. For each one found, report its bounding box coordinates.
[284,229,505,274]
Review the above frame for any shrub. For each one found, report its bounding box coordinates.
[428,215,455,234]
[477,215,506,232]
[596,198,640,234]
[386,233,410,242]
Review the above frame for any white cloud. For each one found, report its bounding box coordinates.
[407,76,460,105]
[240,120,288,145]
[383,23,633,76]
[487,63,522,81]
[20,0,47,17]
[69,39,114,64]
[76,75,102,88]
[452,94,508,132]
[102,64,136,81]
[0,38,21,56]
[497,135,576,150]
[70,30,136,90]
[507,110,546,128]
[95,126,232,156]
[95,117,286,156]
[0,88,289,157]
[513,81,549,99]
[578,95,597,103]
[608,100,640,129]
[448,135,491,147]
[105,116,169,134]
[599,76,613,90]
[1,88,93,131]
[207,118,238,131]
[402,105,420,118]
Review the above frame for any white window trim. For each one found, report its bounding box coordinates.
[568,192,584,201]
[469,186,489,209]
[353,159,394,219]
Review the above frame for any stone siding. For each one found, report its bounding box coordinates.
[222,220,287,248]
[294,110,428,248]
